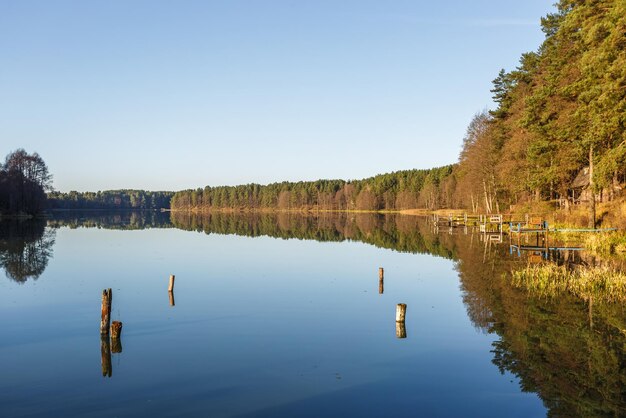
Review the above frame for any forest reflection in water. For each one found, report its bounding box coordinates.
[0,218,55,283]
[1,211,624,416]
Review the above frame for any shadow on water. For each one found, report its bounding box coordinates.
[0,218,55,283]
[1,210,624,415]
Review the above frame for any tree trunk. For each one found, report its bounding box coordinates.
[482,180,492,214]
[589,145,596,228]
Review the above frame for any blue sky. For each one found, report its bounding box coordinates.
[0,1,554,192]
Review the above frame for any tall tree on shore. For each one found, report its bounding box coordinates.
[0,149,52,215]
[456,0,626,212]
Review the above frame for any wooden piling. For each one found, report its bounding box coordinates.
[378,267,384,294]
[396,303,406,322]
[168,274,175,292]
[100,288,112,335]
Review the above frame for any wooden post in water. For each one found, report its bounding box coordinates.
[100,289,112,335]
[396,303,406,322]
[111,321,123,354]
[168,275,176,306]
[396,303,407,338]
[378,267,384,294]
[101,336,112,377]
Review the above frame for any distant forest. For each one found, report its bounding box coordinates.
[173,0,625,214]
[47,190,174,210]
[171,166,455,212]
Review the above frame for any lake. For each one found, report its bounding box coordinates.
[0,212,624,417]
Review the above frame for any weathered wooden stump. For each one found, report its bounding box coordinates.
[101,336,112,377]
[378,267,384,294]
[100,288,112,335]
[396,303,406,322]
[168,274,175,292]
[396,321,407,339]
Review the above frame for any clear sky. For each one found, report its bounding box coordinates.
[1,1,554,192]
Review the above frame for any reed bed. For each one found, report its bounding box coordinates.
[584,232,626,256]
[511,264,626,303]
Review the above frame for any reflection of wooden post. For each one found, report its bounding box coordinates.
[169,291,175,306]
[111,337,122,354]
[110,322,122,353]
[101,336,112,377]
[100,289,112,335]
[168,275,175,292]
[396,321,407,338]
[396,303,406,322]
[111,321,122,339]
[378,267,384,294]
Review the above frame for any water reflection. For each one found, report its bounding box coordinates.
[1,211,624,415]
[0,219,55,283]
[455,237,626,417]
[170,211,459,259]
[170,213,625,415]
[101,336,112,377]
[48,209,172,230]
[395,321,406,339]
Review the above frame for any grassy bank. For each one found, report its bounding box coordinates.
[511,264,626,303]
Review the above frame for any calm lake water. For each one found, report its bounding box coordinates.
[1,212,624,417]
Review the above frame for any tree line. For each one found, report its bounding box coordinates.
[171,165,456,211]
[47,190,174,210]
